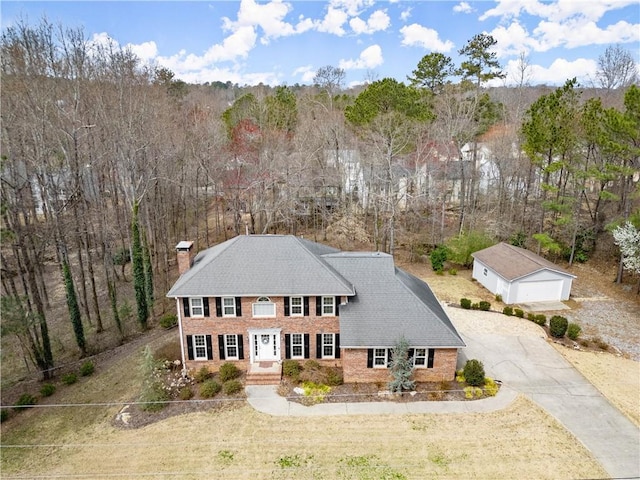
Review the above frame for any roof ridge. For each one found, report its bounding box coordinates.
[294,237,356,295]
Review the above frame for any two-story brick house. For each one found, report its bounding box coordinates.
[167,235,465,384]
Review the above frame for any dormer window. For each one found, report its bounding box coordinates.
[252,296,276,317]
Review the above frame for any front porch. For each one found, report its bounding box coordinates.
[245,361,282,385]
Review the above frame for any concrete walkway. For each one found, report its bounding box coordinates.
[245,382,518,416]
[245,310,640,479]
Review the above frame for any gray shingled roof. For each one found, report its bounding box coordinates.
[167,235,354,297]
[324,253,465,348]
[472,242,576,281]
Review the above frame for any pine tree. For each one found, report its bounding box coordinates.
[131,202,148,329]
[388,337,416,393]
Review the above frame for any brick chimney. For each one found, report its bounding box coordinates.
[176,241,194,275]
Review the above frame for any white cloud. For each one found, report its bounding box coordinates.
[489,21,539,57]
[492,56,598,86]
[480,0,638,22]
[316,6,349,36]
[453,2,473,14]
[399,24,454,52]
[400,7,412,22]
[534,19,639,50]
[339,44,383,70]
[128,41,158,62]
[157,26,257,72]
[349,9,390,34]
[330,0,374,17]
[293,65,316,83]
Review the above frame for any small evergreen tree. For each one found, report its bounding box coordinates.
[142,232,154,310]
[388,337,415,393]
[430,245,449,272]
[131,202,148,330]
[62,260,86,356]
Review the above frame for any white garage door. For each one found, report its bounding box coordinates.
[516,279,563,303]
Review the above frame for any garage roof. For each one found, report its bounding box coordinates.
[472,242,576,281]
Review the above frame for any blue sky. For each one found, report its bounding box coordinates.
[2,0,639,87]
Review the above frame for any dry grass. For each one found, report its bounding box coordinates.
[2,395,606,479]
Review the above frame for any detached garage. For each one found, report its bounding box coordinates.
[471,243,576,305]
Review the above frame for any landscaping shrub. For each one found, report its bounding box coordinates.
[455,370,465,383]
[534,314,547,326]
[484,377,499,396]
[460,298,472,309]
[325,367,343,386]
[303,359,321,371]
[448,268,457,275]
[14,393,37,410]
[179,386,194,400]
[223,379,243,395]
[478,301,491,311]
[159,313,178,329]
[219,362,240,382]
[502,306,513,316]
[200,379,222,398]
[429,245,449,272]
[1,409,8,422]
[549,315,568,338]
[463,359,485,387]
[62,373,78,385]
[40,384,56,397]
[495,294,503,303]
[194,366,211,383]
[282,360,301,378]
[527,312,536,321]
[80,361,95,376]
[567,323,581,340]
[514,308,524,318]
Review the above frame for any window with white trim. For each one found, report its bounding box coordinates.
[322,333,335,358]
[373,348,388,368]
[193,334,208,360]
[222,297,236,317]
[290,296,303,316]
[321,296,335,316]
[291,333,304,358]
[224,334,239,359]
[413,348,427,366]
[190,298,204,317]
[252,296,276,317]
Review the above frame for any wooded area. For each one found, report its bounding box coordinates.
[1,19,639,380]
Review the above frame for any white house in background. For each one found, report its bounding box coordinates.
[471,243,576,304]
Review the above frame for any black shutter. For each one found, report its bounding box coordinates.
[387,348,393,368]
[218,335,225,360]
[238,335,244,359]
[408,349,415,362]
[316,333,322,359]
[183,298,190,318]
[285,334,291,359]
[215,298,222,317]
[235,297,242,317]
[304,334,310,358]
[303,297,309,316]
[284,297,290,317]
[206,335,213,360]
[335,334,340,358]
[335,297,340,316]
[427,348,435,368]
[316,296,322,316]
[367,349,373,368]
[203,298,210,317]
[187,335,194,360]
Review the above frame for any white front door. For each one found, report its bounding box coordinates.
[249,329,280,362]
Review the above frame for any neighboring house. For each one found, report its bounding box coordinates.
[167,235,465,385]
[472,242,576,304]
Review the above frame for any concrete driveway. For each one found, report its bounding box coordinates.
[450,308,640,480]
